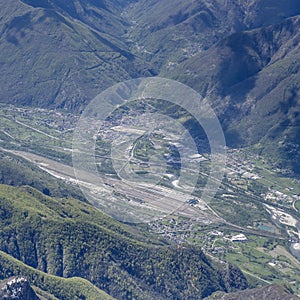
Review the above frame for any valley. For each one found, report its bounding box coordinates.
[1,1,300,299]
[0,103,300,295]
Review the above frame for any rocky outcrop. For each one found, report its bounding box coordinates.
[0,277,40,300]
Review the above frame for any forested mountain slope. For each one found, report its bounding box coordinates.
[0,0,154,111]
[0,184,248,299]
[171,15,300,174]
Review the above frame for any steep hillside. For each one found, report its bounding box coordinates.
[0,184,248,300]
[125,0,300,70]
[0,149,84,200]
[21,0,131,37]
[0,0,154,112]
[122,0,300,175]
[171,14,300,174]
[0,2,300,298]
[0,257,114,300]
[1,0,300,112]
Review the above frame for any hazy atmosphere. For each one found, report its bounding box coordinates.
[0,1,300,299]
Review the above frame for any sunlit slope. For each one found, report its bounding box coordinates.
[0,184,248,299]
[0,0,154,111]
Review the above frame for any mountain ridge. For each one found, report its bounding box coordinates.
[0,2,300,298]
[170,13,300,174]
[0,0,155,112]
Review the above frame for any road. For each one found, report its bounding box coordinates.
[14,119,61,140]
[241,269,272,284]
[293,200,299,212]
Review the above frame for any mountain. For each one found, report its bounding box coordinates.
[126,0,300,175]
[0,145,249,299]
[0,184,248,299]
[2,0,300,112]
[1,0,299,174]
[125,0,300,71]
[0,0,155,112]
[170,14,300,174]
[0,149,84,200]
[0,256,115,300]
[0,1,300,298]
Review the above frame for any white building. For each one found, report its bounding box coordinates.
[231,233,247,242]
